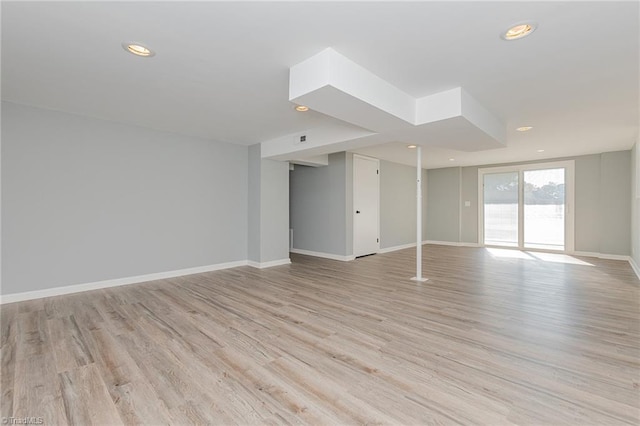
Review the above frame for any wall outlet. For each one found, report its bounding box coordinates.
[464,201,471,207]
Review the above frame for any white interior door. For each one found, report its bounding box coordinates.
[353,155,380,257]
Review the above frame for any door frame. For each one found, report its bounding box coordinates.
[352,154,380,256]
[478,160,575,252]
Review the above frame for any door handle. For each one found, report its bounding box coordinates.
[356,210,361,214]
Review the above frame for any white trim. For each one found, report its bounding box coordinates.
[3,248,635,305]
[425,240,481,248]
[0,260,248,304]
[571,251,631,261]
[381,240,481,253]
[379,240,482,253]
[478,160,575,252]
[379,242,419,253]
[415,145,425,281]
[629,257,640,280]
[290,248,355,261]
[247,258,291,269]
[458,167,463,242]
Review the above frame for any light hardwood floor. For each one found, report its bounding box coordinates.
[1,245,639,425]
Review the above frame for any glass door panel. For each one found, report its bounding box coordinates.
[524,168,565,250]
[483,172,519,247]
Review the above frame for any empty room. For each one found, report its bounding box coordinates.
[1,1,639,425]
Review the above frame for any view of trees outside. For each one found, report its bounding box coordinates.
[484,172,519,246]
[483,168,565,250]
[524,168,565,249]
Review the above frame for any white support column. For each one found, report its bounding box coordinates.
[412,146,428,282]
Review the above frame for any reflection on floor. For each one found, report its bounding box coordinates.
[486,247,594,266]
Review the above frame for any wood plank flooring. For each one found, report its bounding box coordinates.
[1,245,639,425]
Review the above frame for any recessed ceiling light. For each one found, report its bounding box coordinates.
[122,42,155,57]
[502,22,537,41]
[449,158,455,161]
[295,105,309,112]
[407,145,417,149]
[537,149,545,153]
[516,126,533,132]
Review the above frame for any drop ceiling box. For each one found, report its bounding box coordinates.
[281,48,506,160]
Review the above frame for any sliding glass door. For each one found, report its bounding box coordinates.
[479,161,574,252]
[523,168,565,250]
[483,172,519,247]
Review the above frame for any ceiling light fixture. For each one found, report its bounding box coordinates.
[295,105,309,112]
[407,145,417,149]
[122,42,155,57]
[501,22,537,41]
[449,158,455,161]
[516,126,533,132]
[537,149,545,153]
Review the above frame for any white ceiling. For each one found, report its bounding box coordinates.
[2,1,638,169]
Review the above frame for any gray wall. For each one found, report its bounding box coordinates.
[379,160,427,248]
[345,152,354,256]
[599,151,631,255]
[328,152,349,256]
[247,145,290,264]
[632,142,640,269]
[574,155,601,251]
[291,155,429,255]
[289,164,329,253]
[2,102,248,295]
[425,150,632,255]
[289,152,351,256]
[426,168,461,242]
[259,158,290,263]
[460,166,479,243]
[247,144,261,263]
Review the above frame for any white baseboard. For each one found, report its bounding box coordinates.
[0,258,293,304]
[425,240,481,248]
[290,248,355,261]
[247,258,291,269]
[4,247,635,305]
[570,251,640,280]
[379,240,481,254]
[379,242,419,254]
[571,251,631,261]
[628,257,640,280]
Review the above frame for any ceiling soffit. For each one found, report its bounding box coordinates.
[262,48,506,160]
